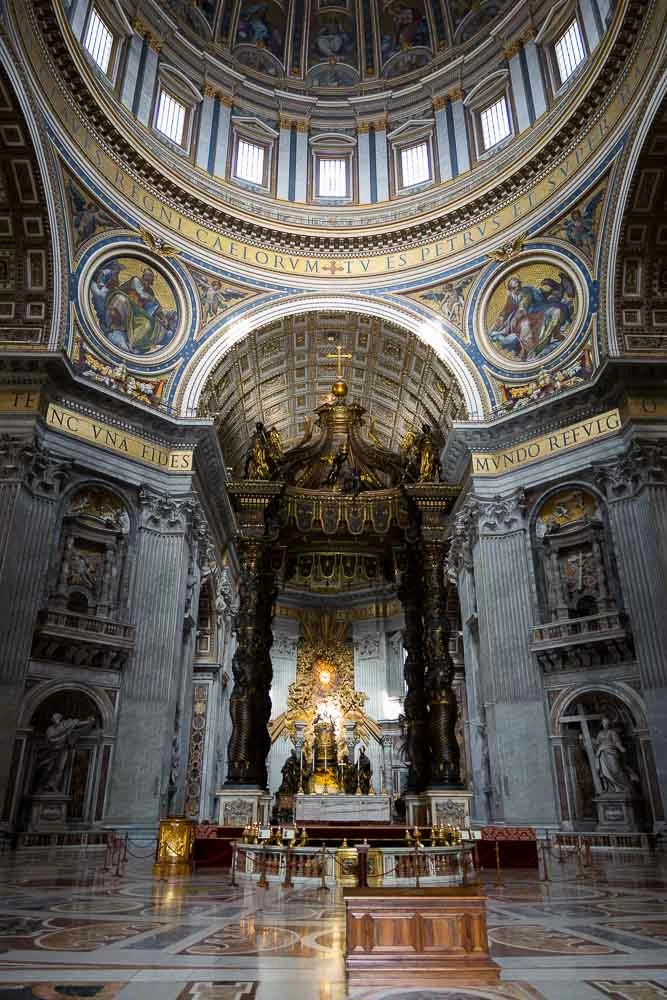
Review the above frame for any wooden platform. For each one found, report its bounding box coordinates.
[343,885,501,986]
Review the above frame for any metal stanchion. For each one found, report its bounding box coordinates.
[113,835,124,878]
[230,844,238,886]
[319,842,329,892]
[257,849,269,889]
[282,843,293,889]
[102,833,113,872]
[540,839,550,883]
[493,840,504,888]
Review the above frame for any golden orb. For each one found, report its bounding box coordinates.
[332,379,348,398]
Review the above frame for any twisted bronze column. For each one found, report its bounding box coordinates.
[423,541,461,786]
[225,539,276,787]
[397,546,429,792]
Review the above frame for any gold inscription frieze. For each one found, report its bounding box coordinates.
[0,389,41,413]
[17,0,665,280]
[471,408,622,475]
[45,403,193,472]
[625,396,667,420]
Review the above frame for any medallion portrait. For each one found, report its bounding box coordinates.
[477,256,587,370]
[87,255,181,357]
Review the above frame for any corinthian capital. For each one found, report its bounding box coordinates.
[446,496,479,580]
[595,441,667,501]
[138,487,203,534]
[0,435,70,497]
[476,488,527,535]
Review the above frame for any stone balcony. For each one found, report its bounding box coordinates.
[32,607,136,670]
[530,610,634,672]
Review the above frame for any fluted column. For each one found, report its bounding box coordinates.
[225,539,277,789]
[472,489,557,825]
[448,498,489,821]
[396,546,428,792]
[596,441,667,814]
[105,489,201,826]
[0,436,70,815]
[423,541,460,786]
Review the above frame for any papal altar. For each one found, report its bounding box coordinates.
[295,793,391,823]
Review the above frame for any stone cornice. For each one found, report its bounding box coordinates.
[442,359,667,483]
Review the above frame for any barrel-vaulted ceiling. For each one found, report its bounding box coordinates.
[158,0,509,86]
[614,97,667,357]
[200,312,466,470]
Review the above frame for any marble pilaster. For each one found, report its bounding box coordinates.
[596,442,667,820]
[0,437,70,819]
[105,489,200,827]
[471,490,557,825]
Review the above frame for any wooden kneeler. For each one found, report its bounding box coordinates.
[343,886,501,986]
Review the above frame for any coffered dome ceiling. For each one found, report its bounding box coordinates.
[200,312,466,469]
[163,0,508,86]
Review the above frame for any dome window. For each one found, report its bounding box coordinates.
[400,142,431,188]
[310,134,356,203]
[155,90,187,145]
[236,139,265,186]
[554,19,586,84]
[319,158,347,199]
[480,97,511,151]
[83,9,113,75]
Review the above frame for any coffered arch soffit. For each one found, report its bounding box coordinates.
[198,310,469,470]
[176,292,489,421]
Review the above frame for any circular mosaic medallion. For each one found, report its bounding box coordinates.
[83,250,187,362]
[475,253,588,372]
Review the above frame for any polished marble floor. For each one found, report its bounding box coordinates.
[0,846,666,1000]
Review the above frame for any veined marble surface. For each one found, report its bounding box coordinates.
[0,845,666,999]
[294,793,391,823]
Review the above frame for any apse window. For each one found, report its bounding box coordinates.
[400,142,431,187]
[318,158,348,198]
[555,19,586,84]
[155,89,187,145]
[83,8,113,74]
[480,97,512,151]
[235,139,265,185]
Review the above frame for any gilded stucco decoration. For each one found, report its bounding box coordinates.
[474,252,589,372]
[72,334,170,408]
[491,338,595,411]
[273,613,371,754]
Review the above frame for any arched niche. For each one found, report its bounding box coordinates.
[531,485,619,623]
[49,484,131,619]
[549,684,661,833]
[13,683,115,832]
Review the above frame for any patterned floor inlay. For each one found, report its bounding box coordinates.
[176,984,258,999]
[0,854,666,1000]
[0,987,126,999]
[588,983,667,1000]
[488,923,619,955]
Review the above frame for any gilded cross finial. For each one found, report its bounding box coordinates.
[326,344,353,378]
